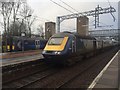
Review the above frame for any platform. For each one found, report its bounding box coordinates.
[0,50,42,59]
[88,50,119,89]
[0,50,43,67]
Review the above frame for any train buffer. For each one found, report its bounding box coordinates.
[0,50,43,67]
[88,50,119,89]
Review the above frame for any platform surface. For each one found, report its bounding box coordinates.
[89,50,119,89]
[0,50,43,67]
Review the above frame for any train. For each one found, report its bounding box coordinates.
[42,31,116,64]
[2,36,47,52]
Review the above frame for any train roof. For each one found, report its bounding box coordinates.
[52,31,96,40]
[74,33,96,40]
[12,36,46,40]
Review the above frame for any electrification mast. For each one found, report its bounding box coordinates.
[56,6,116,33]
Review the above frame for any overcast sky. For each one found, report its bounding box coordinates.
[27,0,119,33]
[0,0,119,34]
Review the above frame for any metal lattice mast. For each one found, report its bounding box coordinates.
[56,6,116,33]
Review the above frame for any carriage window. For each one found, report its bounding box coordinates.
[38,41,40,45]
[37,41,38,45]
[48,37,64,45]
[35,40,38,45]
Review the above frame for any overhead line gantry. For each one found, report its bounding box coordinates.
[56,6,116,33]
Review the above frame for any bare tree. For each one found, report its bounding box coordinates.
[0,2,14,36]
[19,3,36,37]
[0,0,23,35]
[9,20,28,36]
[37,25,44,38]
[0,0,35,37]
[12,0,22,36]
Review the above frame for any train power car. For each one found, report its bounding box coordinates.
[42,32,114,64]
[42,32,97,63]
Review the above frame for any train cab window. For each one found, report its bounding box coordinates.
[48,37,64,45]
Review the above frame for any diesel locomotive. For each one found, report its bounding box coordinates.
[42,32,114,64]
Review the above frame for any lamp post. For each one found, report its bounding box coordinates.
[21,32,25,52]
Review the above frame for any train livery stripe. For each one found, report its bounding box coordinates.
[44,37,68,51]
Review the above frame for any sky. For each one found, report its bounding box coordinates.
[27,0,119,33]
[0,0,119,34]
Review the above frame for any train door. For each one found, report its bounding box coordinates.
[93,40,97,50]
[72,37,76,53]
[35,40,40,49]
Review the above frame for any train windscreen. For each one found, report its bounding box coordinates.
[48,37,64,45]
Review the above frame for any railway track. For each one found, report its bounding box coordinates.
[2,47,118,89]
[2,59,44,74]
[3,67,59,88]
[2,59,48,84]
[28,47,117,89]
[58,48,118,88]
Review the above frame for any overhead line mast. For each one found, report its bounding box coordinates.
[56,6,116,33]
[107,0,116,21]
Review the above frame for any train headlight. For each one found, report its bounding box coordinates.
[42,50,46,53]
[54,51,61,54]
[57,52,61,54]
[55,51,57,54]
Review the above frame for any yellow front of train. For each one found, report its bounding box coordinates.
[42,36,69,59]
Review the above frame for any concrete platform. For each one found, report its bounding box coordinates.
[88,50,119,89]
[0,50,42,59]
[0,50,43,67]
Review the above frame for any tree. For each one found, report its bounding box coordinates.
[0,1,36,37]
[12,0,22,36]
[9,20,28,36]
[19,3,36,37]
[0,1,14,36]
[36,25,44,38]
